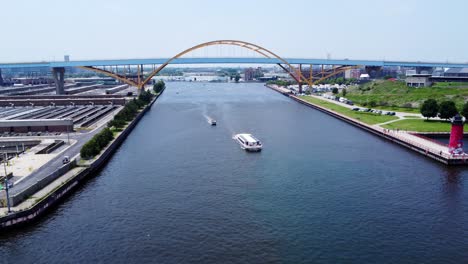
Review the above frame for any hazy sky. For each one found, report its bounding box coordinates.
[1,0,467,63]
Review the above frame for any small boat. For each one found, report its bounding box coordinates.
[210,119,217,126]
[234,133,262,152]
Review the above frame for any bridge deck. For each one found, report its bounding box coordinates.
[1,57,468,69]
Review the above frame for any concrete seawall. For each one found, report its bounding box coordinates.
[0,89,165,230]
[266,85,468,166]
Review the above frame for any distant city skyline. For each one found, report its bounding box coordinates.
[2,0,467,63]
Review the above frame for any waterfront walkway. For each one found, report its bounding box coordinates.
[0,167,85,216]
[268,85,467,165]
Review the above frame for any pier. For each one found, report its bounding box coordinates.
[267,84,468,165]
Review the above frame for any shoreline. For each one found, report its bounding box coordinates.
[0,88,165,230]
[266,84,468,166]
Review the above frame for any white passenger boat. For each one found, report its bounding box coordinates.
[210,119,217,126]
[234,133,262,152]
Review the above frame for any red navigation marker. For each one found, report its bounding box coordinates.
[448,114,465,154]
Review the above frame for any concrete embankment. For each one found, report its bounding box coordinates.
[266,84,468,166]
[0,89,165,230]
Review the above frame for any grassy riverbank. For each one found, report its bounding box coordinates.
[346,80,468,110]
[382,119,451,132]
[298,96,398,125]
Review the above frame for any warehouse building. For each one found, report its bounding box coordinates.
[0,119,73,133]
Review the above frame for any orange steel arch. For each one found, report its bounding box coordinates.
[77,40,358,89]
[139,40,312,89]
[313,65,360,84]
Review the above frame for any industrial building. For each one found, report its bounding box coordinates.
[443,68,468,78]
[0,119,73,133]
[244,67,263,81]
[406,74,432,87]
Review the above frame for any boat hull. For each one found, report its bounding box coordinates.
[235,137,262,152]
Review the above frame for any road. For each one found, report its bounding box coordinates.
[0,107,121,201]
[0,128,102,200]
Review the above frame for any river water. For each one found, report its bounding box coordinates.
[0,83,467,263]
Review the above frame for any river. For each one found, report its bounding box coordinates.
[0,82,467,263]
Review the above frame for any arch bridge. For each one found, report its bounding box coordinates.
[2,40,468,94]
[77,40,357,94]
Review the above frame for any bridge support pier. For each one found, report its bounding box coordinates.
[52,67,65,95]
[0,69,4,86]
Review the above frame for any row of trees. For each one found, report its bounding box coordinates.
[80,89,157,159]
[108,89,154,129]
[420,99,468,120]
[266,80,294,87]
[80,128,114,159]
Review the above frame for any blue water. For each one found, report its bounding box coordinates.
[0,83,467,263]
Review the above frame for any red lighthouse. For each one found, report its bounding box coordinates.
[448,114,465,154]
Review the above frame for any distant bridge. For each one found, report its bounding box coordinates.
[1,40,467,94]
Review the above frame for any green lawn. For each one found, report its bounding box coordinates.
[299,96,398,125]
[432,82,468,88]
[346,80,468,110]
[382,119,451,132]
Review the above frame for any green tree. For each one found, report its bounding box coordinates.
[332,87,338,94]
[80,128,115,159]
[267,80,292,87]
[342,88,347,97]
[80,138,99,159]
[439,101,458,120]
[234,74,240,83]
[420,99,439,119]
[108,118,126,129]
[335,77,345,85]
[138,89,153,105]
[461,101,468,118]
[153,80,166,94]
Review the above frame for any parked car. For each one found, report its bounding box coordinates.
[62,156,70,164]
[352,107,360,111]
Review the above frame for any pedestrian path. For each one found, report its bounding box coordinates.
[375,126,450,156]
[0,167,85,216]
